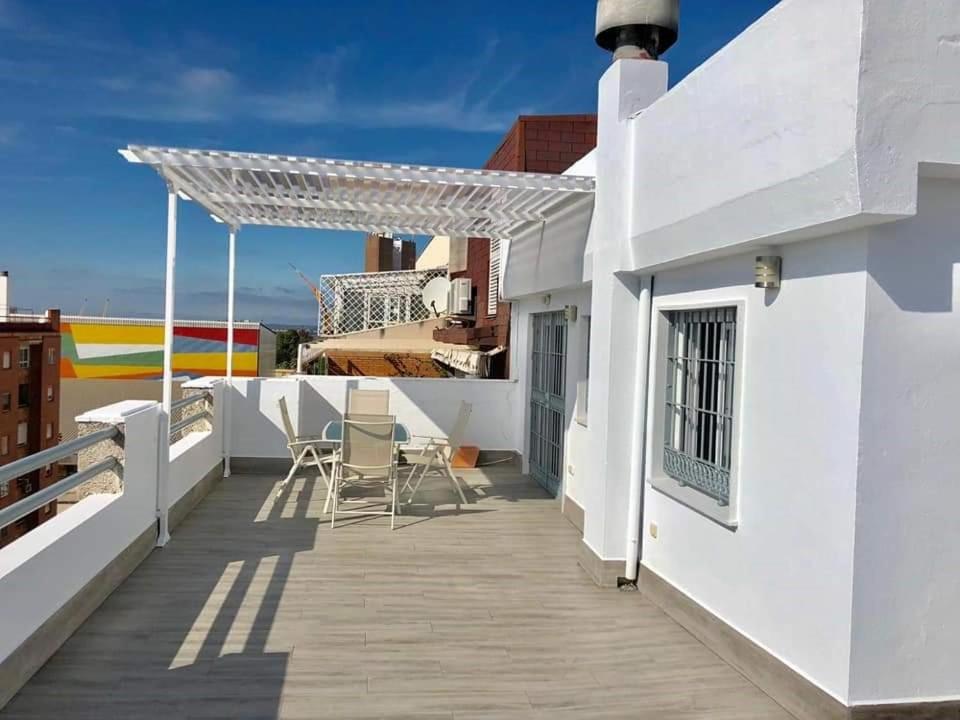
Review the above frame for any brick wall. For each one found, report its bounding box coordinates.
[434,115,598,376]
[0,311,62,548]
[326,351,450,378]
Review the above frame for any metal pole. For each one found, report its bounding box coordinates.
[224,227,237,477]
[157,185,177,547]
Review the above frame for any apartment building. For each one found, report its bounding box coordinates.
[433,115,598,378]
[0,278,62,548]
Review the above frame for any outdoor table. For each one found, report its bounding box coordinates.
[321,420,411,445]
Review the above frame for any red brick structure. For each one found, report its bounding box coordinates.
[434,115,597,377]
[0,310,62,548]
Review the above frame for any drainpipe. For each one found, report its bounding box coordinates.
[625,274,654,582]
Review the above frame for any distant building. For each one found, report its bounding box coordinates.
[433,114,598,378]
[0,273,62,548]
[58,316,276,443]
[364,233,416,273]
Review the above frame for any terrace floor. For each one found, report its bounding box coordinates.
[2,466,793,720]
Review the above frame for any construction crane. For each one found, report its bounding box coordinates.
[288,263,327,336]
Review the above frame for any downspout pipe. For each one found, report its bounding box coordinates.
[625,274,654,582]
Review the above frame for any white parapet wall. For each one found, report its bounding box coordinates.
[0,387,228,709]
[0,400,161,707]
[227,376,524,459]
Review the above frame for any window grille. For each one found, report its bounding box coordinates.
[663,307,737,506]
[18,347,29,369]
[488,239,501,316]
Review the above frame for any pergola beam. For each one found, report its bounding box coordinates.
[120,144,595,240]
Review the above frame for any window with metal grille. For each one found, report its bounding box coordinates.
[663,307,737,506]
[487,239,501,316]
[18,346,29,369]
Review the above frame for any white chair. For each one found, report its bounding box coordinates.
[277,396,336,512]
[347,388,389,415]
[330,414,399,530]
[402,401,472,507]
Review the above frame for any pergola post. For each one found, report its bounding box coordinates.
[157,183,178,547]
[224,226,237,477]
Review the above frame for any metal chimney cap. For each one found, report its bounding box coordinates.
[596,0,679,58]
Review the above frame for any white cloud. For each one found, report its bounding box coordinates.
[88,37,527,133]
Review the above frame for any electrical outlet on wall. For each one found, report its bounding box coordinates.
[649,523,659,539]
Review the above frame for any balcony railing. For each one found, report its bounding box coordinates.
[169,392,212,443]
[318,267,447,336]
[0,427,123,531]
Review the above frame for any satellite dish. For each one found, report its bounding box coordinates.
[421,277,450,317]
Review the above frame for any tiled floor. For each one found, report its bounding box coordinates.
[2,466,793,719]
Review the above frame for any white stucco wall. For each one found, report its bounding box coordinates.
[848,178,960,705]
[640,235,870,702]
[0,401,161,666]
[228,377,523,459]
[510,288,592,508]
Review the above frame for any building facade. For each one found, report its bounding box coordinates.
[434,115,598,378]
[0,310,62,548]
[500,1,960,716]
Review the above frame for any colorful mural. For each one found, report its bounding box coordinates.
[61,320,265,380]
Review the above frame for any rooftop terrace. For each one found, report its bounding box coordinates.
[1,461,789,719]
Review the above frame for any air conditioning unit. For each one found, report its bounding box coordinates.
[449,278,472,315]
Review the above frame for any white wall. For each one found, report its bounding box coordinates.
[228,377,524,459]
[640,236,869,702]
[0,401,161,664]
[848,178,960,704]
[510,288,592,508]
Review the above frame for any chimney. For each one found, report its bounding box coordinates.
[595,0,679,61]
[0,271,8,320]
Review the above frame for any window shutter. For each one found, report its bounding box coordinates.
[487,239,501,316]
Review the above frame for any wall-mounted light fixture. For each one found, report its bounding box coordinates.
[564,305,578,323]
[755,255,782,289]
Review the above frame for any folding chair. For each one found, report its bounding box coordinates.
[277,396,336,511]
[330,414,399,530]
[402,401,472,506]
[347,388,389,415]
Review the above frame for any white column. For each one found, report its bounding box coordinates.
[223,227,237,477]
[157,185,178,547]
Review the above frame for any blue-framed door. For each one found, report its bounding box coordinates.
[529,311,567,497]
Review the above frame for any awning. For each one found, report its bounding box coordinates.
[431,346,506,378]
[120,145,595,240]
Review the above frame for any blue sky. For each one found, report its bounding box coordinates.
[0,0,778,327]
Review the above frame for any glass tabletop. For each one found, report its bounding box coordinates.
[322,420,410,444]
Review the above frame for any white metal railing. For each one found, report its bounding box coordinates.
[318,267,447,336]
[169,393,212,443]
[0,428,123,530]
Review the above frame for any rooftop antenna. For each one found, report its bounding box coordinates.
[102,298,110,317]
[78,297,88,316]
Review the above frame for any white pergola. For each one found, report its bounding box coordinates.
[120,144,595,544]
